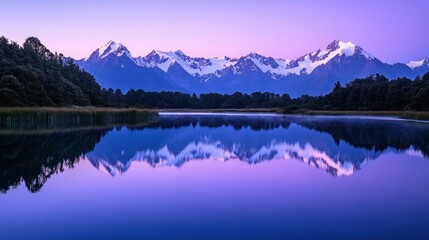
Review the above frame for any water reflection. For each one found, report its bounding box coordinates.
[1,114,428,193]
[0,129,110,193]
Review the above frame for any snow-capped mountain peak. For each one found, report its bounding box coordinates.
[86,40,132,62]
[131,40,377,78]
[174,49,185,56]
[133,50,173,70]
[75,39,426,96]
[282,40,375,75]
[83,39,377,78]
[407,57,429,69]
[134,49,237,77]
[320,40,363,59]
[98,40,129,57]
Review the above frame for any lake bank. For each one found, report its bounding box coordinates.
[0,107,158,132]
[1,107,429,126]
[158,108,429,121]
[157,108,280,113]
[294,110,429,121]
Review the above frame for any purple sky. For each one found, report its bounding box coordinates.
[1,0,428,63]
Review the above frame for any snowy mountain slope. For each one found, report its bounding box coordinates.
[133,40,376,78]
[74,40,428,96]
[407,57,429,77]
[134,50,238,77]
[75,41,185,92]
[85,40,132,62]
[407,58,429,69]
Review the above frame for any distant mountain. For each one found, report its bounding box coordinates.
[74,40,429,97]
[75,41,183,92]
[408,57,429,77]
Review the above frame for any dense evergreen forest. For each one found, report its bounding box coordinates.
[101,72,429,111]
[0,36,104,106]
[1,36,428,111]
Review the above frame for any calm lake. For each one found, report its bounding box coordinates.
[1,113,429,239]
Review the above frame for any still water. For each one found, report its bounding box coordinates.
[1,113,429,239]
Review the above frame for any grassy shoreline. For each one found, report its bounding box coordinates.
[289,110,429,121]
[0,107,158,132]
[0,107,158,113]
[1,107,428,122]
[158,108,429,121]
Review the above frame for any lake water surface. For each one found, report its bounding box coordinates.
[1,113,429,239]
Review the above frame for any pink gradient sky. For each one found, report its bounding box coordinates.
[1,0,428,63]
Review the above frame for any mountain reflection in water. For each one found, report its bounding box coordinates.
[1,114,428,193]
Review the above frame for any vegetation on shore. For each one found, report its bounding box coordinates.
[398,112,429,121]
[98,73,429,112]
[285,110,429,121]
[0,107,158,132]
[0,37,104,107]
[157,109,429,121]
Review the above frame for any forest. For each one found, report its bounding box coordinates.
[0,36,104,106]
[1,36,429,111]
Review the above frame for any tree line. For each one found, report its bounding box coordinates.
[1,36,429,111]
[101,73,429,111]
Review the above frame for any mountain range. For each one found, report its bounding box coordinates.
[74,40,429,97]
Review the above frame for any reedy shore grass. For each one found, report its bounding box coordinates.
[1,107,428,134]
[0,107,158,133]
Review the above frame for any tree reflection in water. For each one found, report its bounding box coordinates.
[1,114,428,193]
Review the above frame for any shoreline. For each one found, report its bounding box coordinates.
[1,107,428,121]
[159,109,429,121]
[292,110,429,121]
[0,107,159,132]
[0,107,158,113]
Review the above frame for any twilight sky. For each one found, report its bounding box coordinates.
[1,0,428,63]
